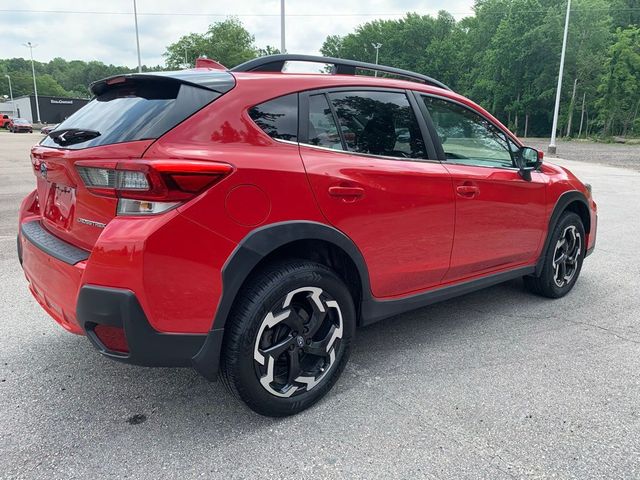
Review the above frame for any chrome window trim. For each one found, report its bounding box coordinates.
[274,138,300,146]
[296,141,442,164]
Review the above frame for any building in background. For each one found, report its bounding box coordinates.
[12,95,89,124]
[0,101,15,117]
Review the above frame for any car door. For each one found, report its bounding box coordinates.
[299,88,455,298]
[416,94,547,282]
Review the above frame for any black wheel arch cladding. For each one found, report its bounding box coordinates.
[191,221,371,380]
[535,190,590,276]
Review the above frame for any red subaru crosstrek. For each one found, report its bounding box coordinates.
[18,55,597,416]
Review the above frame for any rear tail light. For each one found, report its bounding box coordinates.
[76,160,233,215]
[77,168,149,192]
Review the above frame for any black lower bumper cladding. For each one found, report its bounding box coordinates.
[76,285,207,368]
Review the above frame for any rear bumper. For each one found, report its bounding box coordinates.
[77,285,208,367]
[19,221,87,334]
[18,217,222,371]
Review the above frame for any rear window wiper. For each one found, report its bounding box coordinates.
[49,128,101,146]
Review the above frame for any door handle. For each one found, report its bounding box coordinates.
[456,185,479,197]
[328,186,365,198]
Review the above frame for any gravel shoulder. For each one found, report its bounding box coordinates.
[525,137,640,172]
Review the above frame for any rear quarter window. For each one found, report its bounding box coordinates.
[249,94,298,142]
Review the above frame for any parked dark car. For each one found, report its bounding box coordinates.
[8,118,33,133]
[40,124,59,135]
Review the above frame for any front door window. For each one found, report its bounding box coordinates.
[421,96,513,168]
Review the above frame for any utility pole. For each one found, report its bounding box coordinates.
[23,42,41,123]
[133,0,142,72]
[4,74,15,117]
[280,0,286,54]
[371,43,382,77]
[578,91,586,138]
[548,0,571,155]
[184,46,188,67]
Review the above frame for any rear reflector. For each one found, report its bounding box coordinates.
[117,198,179,215]
[93,324,129,353]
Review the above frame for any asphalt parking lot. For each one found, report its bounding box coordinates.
[1,131,639,479]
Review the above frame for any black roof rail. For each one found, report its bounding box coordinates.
[231,54,452,91]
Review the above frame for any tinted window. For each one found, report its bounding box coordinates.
[328,91,426,159]
[249,94,298,142]
[307,94,343,150]
[40,79,219,150]
[422,96,513,168]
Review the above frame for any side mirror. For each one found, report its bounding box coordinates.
[515,146,543,181]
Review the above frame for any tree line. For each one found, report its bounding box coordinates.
[1,2,639,137]
[320,0,640,138]
[0,57,162,99]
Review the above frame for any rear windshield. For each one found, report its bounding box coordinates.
[40,79,223,149]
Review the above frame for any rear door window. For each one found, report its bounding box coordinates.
[40,78,220,150]
[249,93,298,142]
[328,90,427,159]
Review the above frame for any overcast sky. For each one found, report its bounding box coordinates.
[1,1,476,67]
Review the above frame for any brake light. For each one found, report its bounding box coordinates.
[76,160,233,215]
[195,57,226,70]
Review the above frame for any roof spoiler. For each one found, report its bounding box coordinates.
[231,54,452,91]
[89,70,236,96]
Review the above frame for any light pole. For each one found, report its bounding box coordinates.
[4,74,15,117]
[371,43,382,77]
[280,0,286,54]
[133,0,142,72]
[23,42,41,123]
[549,0,571,155]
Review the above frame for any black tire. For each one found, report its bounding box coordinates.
[524,212,585,298]
[220,260,356,417]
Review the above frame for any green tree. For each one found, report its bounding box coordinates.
[609,0,640,29]
[597,26,640,135]
[164,18,259,69]
[258,46,281,56]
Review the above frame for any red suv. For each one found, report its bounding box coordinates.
[18,55,597,416]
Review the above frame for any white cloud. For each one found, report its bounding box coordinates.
[0,0,475,67]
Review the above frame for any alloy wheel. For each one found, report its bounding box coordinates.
[552,225,582,288]
[253,286,343,398]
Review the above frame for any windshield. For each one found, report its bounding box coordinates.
[15,118,29,124]
[40,78,222,149]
